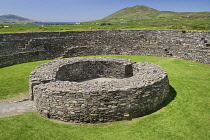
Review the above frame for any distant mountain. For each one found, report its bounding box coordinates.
[0,14,37,24]
[98,5,210,22]
[104,5,159,19]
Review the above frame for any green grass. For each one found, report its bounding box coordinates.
[0,55,210,140]
[0,16,210,34]
[0,59,54,99]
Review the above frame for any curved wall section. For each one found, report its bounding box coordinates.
[30,57,169,123]
[0,30,210,68]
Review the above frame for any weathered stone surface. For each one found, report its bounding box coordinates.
[30,57,169,123]
[0,30,210,68]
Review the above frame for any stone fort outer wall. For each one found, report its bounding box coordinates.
[30,57,170,123]
[0,30,210,68]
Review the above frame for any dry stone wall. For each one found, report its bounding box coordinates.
[30,57,169,123]
[0,30,210,68]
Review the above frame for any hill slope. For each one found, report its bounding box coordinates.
[99,5,210,22]
[106,5,159,19]
[0,14,37,24]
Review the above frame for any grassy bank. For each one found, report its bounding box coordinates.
[0,55,210,140]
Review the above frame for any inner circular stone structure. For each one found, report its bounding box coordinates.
[29,57,170,123]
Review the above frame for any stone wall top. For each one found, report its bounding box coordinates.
[31,57,169,123]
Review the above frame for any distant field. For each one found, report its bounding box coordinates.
[0,17,209,33]
[0,55,210,140]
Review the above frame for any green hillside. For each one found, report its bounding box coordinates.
[99,5,210,22]
[0,14,37,24]
[105,5,159,19]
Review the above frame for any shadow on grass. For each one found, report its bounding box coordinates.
[163,85,177,107]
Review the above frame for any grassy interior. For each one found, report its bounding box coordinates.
[0,55,210,140]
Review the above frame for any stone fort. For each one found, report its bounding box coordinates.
[29,57,169,123]
[0,30,210,68]
[0,30,209,123]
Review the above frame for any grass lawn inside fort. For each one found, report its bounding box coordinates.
[0,55,210,140]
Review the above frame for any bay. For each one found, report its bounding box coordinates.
[35,22,76,25]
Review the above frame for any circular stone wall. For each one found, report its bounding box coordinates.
[29,57,170,123]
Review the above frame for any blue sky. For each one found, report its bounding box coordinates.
[1,0,210,22]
